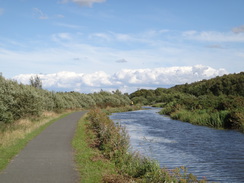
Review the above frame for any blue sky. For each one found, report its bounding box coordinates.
[1,0,244,93]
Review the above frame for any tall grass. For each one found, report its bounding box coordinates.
[0,112,56,147]
[168,109,230,129]
[72,114,117,183]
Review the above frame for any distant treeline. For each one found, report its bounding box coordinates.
[0,75,131,124]
[130,72,244,132]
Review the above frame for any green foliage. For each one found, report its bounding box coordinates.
[72,114,116,183]
[91,90,131,108]
[0,75,131,124]
[87,108,130,159]
[130,72,244,132]
[0,101,13,124]
[171,72,244,97]
[11,85,43,119]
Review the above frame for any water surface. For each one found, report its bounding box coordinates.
[110,107,244,182]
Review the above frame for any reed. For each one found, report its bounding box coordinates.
[167,108,231,129]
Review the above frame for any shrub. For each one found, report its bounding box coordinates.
[225,109,244,130]
[0,101,13,124]
[0,75,132,125]
[87,108,130,160]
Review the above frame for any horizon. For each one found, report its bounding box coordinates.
[2,70,242,94]
[1,0,244,93]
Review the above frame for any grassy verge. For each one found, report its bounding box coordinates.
[0,111,72,171]
[72,113,120,183]
[74,108,207,182]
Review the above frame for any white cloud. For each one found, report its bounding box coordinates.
[89,32,136,43]
[183,30,244,42]
[55,14,65,18]
[51,33,72,42]
[61,0,106,7]
[89,33,112,41]
[33,8,48,20]
[88,31,168,45]
[55,23,83,29]
[1,29,242,79]
[81,71,112,86]
[13,65,228,93]
[114,33,133,42]
[113,65,227,86]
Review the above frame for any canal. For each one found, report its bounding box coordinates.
[110,107,244,182]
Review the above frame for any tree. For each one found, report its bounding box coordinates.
[30,75,42,89]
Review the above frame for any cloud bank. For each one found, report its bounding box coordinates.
[13,65,227,93]
[183,30,244,42]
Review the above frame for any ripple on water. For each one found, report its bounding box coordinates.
[110,108,244,183]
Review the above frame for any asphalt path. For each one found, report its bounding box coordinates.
[0,111,86,183]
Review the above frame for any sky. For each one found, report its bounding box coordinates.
[0,0,244,93]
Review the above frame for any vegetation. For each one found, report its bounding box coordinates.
[0,75,131,125]
[77,108,207,182]
[72,114,117,183]
[1,72,242,182]
[0,74,132,172]
[130,72,244,132]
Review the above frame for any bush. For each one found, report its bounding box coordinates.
[0,101,13,124]
[87,108,130,159]
[0,75,132,124]
[11,85,43,119]
[225,109,244,130]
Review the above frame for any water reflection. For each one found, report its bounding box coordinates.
[110,107,244,183]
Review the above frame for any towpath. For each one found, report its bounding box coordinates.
[0,111,86,183]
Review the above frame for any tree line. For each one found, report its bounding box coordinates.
[129,72,244,132]
[0,75,131,124]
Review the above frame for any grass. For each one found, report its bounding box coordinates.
[72,113,121,183]
[0,111,72,171]
[169,109,230,129]
[160,102,244,132]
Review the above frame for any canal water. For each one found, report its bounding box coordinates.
[110,107,244,183]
